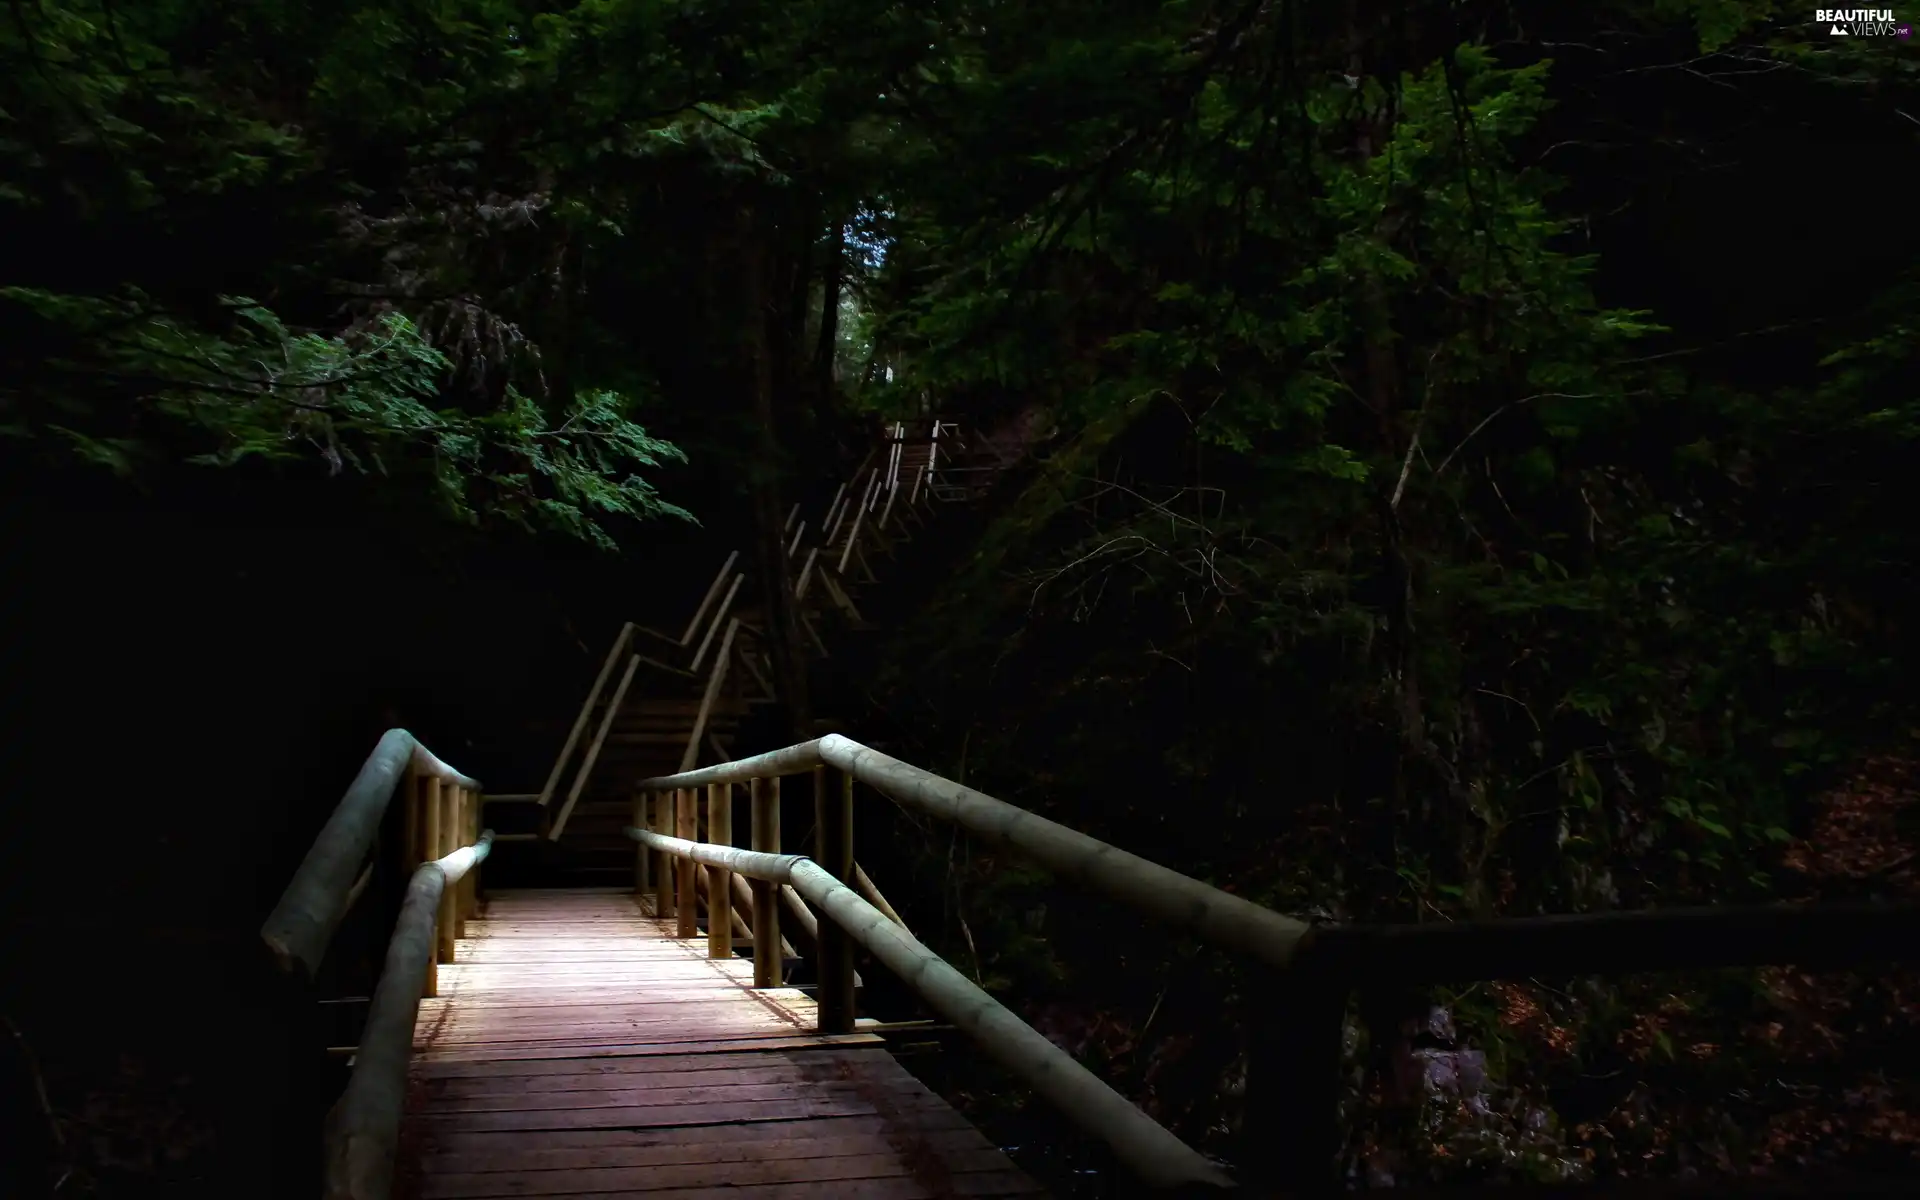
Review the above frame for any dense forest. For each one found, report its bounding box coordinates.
[2,0,1916,1195]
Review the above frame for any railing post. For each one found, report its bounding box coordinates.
[451,787,468,938]
[707,782,733,959]
[751,776,783,987]
[467,786,480,926]
[675,788,698,939]
[437,783,457,964]
[421,775,443,997]
[401,765,420,893]
[653,791,673,921]
[633,791,650,899]
[462,788,480,920]
[815,764,856,1033]
[1241,955,1348,1195]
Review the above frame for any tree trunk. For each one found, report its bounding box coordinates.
[786,216,814,367]
[814,220,844,407]
[739,203,812,743]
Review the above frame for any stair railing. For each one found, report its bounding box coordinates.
[630,733,1920,1196]
[679,549,740,646]
[634,826,1231,1191]
[258,729,493,1200]
[680,616,739,774]
[262,730,485,981]
[540,423,973,837]
[533,549,738,838]
[531,623,635,813]
[544,649,641,841]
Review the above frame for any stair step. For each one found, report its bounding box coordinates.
[594,757,710,773]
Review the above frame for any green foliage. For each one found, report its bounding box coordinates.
[0,283,688,545]
[1,0,707,546]
[837,13,1920,1188]
[869,0,1920,920]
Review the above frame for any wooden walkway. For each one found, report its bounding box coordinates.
[402,889,1045,1199]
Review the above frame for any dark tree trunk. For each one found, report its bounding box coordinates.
[739,202,812,742]
[814,220,844,409]
[786,212,814,366]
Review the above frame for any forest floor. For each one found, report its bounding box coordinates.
[1351,755,1920,1186]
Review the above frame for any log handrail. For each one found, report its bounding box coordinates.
[261,729,481,982]
[634,734,1310,970]
[534,622,634,811]
[1307,897,1920,983]
[323,829,493,1200]
[259,730,490,1200]
[836,471,878,575]
[680,550,740,645]
[679,618,738,773]
[688,573,743,676]
[634,731,1920,1194]
[631,624,684,651]
[547,653,640,842]
[625,826,1232,1193]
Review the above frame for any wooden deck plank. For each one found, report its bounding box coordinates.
[410,1040,883,1076]
[426,1179,1041,1200]
[420,1148,1025,1197]
[415,1112,977,1155]
[412,1032,884,1066]
[424,1077,954,1114]
[421,1062,875,1095]
[417,1128,992,1174]
[411,1095,955,1133]
[402,890,1040,1200]
[425,986,783,999]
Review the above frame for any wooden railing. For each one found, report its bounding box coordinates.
[631,734,1272,1193]
[626,770,1233,1191]
[258,730,493,1200]
[632,734,1920,1196]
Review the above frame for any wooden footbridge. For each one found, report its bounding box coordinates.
[400,888,1040,1200]
[259,420,1920,1199]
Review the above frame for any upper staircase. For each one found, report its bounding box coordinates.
[498,417,1036,886]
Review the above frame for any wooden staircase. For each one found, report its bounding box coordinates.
[498,416,1036,887]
